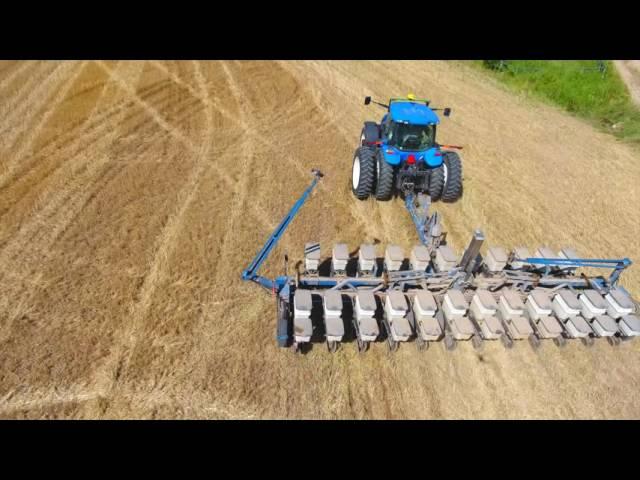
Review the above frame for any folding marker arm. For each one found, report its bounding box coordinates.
[241,169,324,290]
[519,257,632,285]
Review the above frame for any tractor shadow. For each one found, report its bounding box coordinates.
[318,258,332,277]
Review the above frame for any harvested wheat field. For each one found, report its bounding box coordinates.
[0,60,639,419]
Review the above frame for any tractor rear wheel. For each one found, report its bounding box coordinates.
[374,150,395,200]
[441,151,463,202]
[352,147,375,199]
[428,165,445,200]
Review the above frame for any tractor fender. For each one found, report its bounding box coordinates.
[382,148,402,166]
[424,147,443,167]
[362,122,380,143]
[382,147,443,167]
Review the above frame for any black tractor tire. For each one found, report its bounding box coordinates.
[360,122,380,146]
[374,150,395,200]
[428,165,445,200]
[276,297,291,348]
[441,151,463,202]
[352,147,376,200]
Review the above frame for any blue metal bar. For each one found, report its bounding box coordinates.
[520,257,631,269]
[242,170,323,287]
[404,193,429,245]
[520,256,632,286]
[300,278,379,288]
[252,275,276,291]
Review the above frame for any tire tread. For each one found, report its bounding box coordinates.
[352,147,376,199]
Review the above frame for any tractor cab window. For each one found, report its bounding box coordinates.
[387,122,435,151]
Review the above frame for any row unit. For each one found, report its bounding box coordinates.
[289,285,640,350]
[304,242,462,274]
[303,242,583,276]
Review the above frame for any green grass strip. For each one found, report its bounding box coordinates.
[476,60,640,145]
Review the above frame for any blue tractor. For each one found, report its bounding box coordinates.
[352,94,463,202]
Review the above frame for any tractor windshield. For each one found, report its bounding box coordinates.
[388,122,435,151]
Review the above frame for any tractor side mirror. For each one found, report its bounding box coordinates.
[443,107,451,117]
[364,96,371,105]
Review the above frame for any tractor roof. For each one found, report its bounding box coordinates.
[389,101,439,125]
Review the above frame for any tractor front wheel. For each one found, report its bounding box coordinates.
[352,147,376,199]
[374,150,395,200]
[441,151,463,202]
[360,122,380,146]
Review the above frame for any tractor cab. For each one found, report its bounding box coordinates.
[385,118,436,151]
[384,99,440,150]
[372,96,452,166]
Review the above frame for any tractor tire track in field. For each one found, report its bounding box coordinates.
[0,60,203,397]
[0,61,36,96]
[1,62,224,404]
[152,60,338,191]
[132,61,278,229]
[106,61,275,229]
[0,82,210,256]
[0,62,87,190]
[210,61,255,288]
[96,61,199,152]
[0,97,136,228]
[0,388,98,418]
[0,383,260,419]
[154,62,375,251]
[0,62,76,165]
[0,62,148,343]
[0,62,59,133]
[0,61,77,140]
[0,62,136,257]
[83,60,217,415]
[151,60,331,224]
[196,61,264,400]
[0,74,200,221]
[280,61,394,242]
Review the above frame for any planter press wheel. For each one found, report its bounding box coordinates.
[327,341,339,353]
[357,337,369,353]
[528,334,541,351]
[472,333,484,352]
[607,336,622,347]
[580,336,595,348]
[444,333,457,351]
[553,335,567,348]
[387,336,399,353]
[501,333,514,350]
